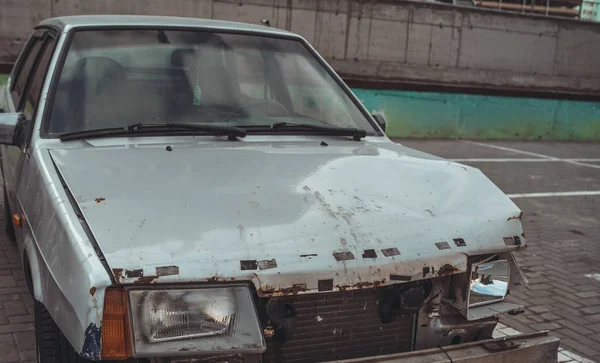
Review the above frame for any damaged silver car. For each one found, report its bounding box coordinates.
[0,15,558,363]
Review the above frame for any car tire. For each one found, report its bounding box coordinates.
[4,190,15,241]
[34,300,90,363]
[34,300,146,363]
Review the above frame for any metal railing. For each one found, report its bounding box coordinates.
[436,0,597,19]
[476,0,580,17]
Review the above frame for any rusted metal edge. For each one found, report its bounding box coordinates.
[48,152,117,285]
[258,278,389,297]
[259,283,309,296]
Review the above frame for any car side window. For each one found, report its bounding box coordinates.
[10,31,45,109]
[22,36,57,121]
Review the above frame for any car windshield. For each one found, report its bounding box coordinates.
[47,29,377,135]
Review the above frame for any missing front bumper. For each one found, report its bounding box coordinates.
[323,331,559,363]
[151,331,559,363]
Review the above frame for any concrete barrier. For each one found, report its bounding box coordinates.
[1,0,600,98]
[1,0,599,139]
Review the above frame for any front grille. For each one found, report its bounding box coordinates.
[262,289,415,363]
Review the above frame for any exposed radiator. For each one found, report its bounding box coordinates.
[261,289,416,363]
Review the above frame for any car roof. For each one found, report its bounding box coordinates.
[38,15,299,38]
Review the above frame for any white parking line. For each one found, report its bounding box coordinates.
[461,140,600,169]
[564,160,600,169]
[493,323,596,363]
[585,273,600,281]
[452,158,600,162]
[461,140,560,159]
[507,191,600,198]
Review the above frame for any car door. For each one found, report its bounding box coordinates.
[2,29,57,214]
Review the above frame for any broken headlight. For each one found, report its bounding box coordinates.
[445,254,527,320]
[468,259,509,307]
[128,286,266,357]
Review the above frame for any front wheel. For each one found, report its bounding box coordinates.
[35,300,91,363]
[34,301,144,363]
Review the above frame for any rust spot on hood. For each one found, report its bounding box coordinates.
[134,275,157,284]
[258,259,278,270]
[112,268,124,281]
[240,260,258,271]
[208,275,221,282]
[125,269,144,278]
[89,287,96,296]
[260,284,277,294]
[437,264,459,277]
[156,265,179,277]
[507,211,523,221]
[95,197,105,203]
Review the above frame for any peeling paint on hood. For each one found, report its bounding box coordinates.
[49,136,525,294]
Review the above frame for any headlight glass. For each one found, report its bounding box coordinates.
[468,259,510,307]
[128,286,265,356]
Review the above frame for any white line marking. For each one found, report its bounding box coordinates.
[507,191,600,198]
[452,158,556,162]
[461,140,600,169]
[451,158,600,162]
[563,160,600,170]
[461,140,559,159]
[585,273,600,281]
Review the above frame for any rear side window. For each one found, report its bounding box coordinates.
[11,33,45,108]
[22,37,57,120]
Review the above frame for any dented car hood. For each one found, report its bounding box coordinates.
[49,137,525,294]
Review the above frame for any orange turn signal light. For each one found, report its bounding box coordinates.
[102,288,132,360]
[12,214,21,228]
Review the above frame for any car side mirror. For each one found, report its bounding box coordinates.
[0,112,25,145]
[371,112,387,133]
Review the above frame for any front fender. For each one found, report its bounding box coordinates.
[18,148,112,360]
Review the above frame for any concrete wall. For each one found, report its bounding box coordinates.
[1,0,599,140]
[1,0,600,97]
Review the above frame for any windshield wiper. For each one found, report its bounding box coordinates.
[268,121,367,141]
[59,122,247,141]
[128,123,246,140]
[59,127,129,141]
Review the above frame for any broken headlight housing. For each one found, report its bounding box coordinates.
[468,259,509,307]
[446,253,527,320]
[128,286,266,357]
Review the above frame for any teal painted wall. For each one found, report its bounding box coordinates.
[352,88,600,140]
